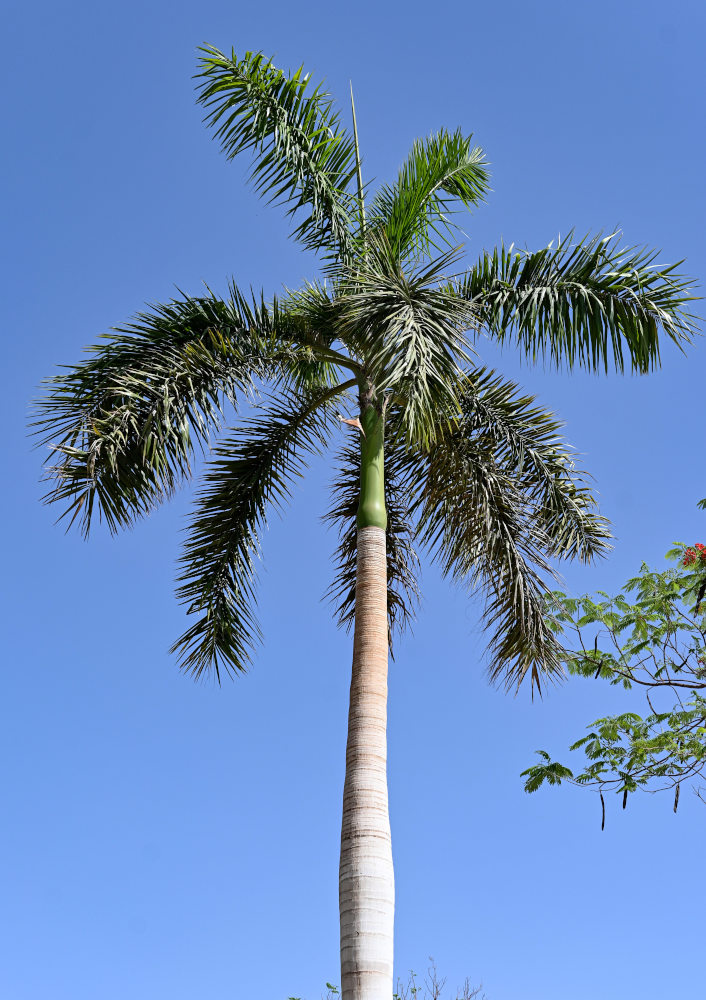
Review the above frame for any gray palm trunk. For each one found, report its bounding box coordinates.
[339,396,394,999]
[341,524,393,999]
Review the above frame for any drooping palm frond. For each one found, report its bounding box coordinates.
[324,435,421,648]
[34,286,331,536]
[172,383,354,680]
[196,46,358,260]
[338,242,476,446]
[459,231,697,372]
[402,367,613,690]
[369,129,490,258]
[412,431,560,691]
[455,368,612,563]
[35,293,260,534]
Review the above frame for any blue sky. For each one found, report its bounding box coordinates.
[3,1,705,998]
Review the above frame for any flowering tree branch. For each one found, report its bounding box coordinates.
[521,523,706,826]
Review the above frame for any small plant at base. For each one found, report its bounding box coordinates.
[291,962,485,1000]
[393,961,485,1000]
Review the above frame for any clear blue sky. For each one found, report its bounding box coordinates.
[3,1,705,998]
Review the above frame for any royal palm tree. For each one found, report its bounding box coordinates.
[35,46,696,1000]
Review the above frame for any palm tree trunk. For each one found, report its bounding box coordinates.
[339,397,394,1000]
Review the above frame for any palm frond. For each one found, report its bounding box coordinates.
[338,242,476,446]
[172,384,350,681]
[459,231,698,372]
[404,368,614,690]
[369,129,489,259]
[196,46,358,259]
[456,368,612,563]
[33,287,328,535]
[412,433,560,691]
[279,280,362,375]
[324,435,420,648]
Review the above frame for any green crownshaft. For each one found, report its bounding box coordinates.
[356,400,386,531]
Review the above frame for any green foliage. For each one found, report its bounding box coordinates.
[522,537,706,818]
[336,240,477,448]
[197,46,358,259]
[33,287,327,535]
[401,368,611,690]
[36,45,698,686]
[369,129,490,258]
[460,232,696,373]
[172,385,349,680]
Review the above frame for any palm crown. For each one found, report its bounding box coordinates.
[36,45,697,691]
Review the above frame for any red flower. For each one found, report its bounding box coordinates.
[683,544,706,567]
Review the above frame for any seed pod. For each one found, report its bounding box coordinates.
[622,788,628,810]
[600,790,605,831]
[674,783,680,814]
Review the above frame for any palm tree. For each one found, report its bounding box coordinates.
[35,46,696,1000]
